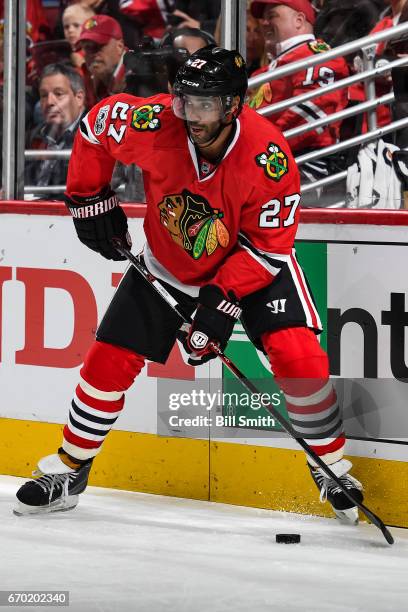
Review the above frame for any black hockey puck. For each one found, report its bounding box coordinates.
[275,533,301,544]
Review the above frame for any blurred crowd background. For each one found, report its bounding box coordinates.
[1,0,408,208]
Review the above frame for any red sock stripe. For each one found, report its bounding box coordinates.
[75,384,124,413]
[63,425,103,450]
[285,389,337,415]
[309,434,345,457]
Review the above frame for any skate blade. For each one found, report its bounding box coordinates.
[333,506,359,525]
[13,495,79,516]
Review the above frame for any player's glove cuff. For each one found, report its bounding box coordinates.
[180,285,241,366]
[65,187,132,261]
[198,284,242,320]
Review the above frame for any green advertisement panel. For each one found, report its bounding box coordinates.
[222,241,327,431]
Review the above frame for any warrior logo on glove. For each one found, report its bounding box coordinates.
[158,189,230,259]
[189,331,209,350]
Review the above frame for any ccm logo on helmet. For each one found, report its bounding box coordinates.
[182,79,199,87]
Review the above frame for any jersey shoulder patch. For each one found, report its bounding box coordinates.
[308,39,331,54]
[255,142,289,182]
[130,103,165,132]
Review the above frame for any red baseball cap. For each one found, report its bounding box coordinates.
[77,15,123,48]
[250,0,316,24]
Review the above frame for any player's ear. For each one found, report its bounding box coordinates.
[225,95,241,118]
[231,95,241,113]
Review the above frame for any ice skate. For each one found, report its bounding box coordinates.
[14,448,92,516]
[309,459,363,525]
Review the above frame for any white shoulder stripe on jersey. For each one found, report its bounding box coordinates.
[79,113,101,145]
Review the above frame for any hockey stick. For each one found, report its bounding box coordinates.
[113,240,394,545]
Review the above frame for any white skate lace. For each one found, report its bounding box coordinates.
[33,473,77,503]
[314,470,363,503]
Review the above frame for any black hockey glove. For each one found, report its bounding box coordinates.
[180,285,242,366]
[65,187,132,261]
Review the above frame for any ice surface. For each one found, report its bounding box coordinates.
[1,475,407,612]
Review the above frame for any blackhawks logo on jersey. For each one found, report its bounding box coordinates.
[158,190,230,259]
[131,104,164,132]
[308,39,331,54]
[255,143,288,181]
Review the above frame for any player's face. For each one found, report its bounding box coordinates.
[39,74,84,131]
[260,5,302,46]
[174,95,224,145]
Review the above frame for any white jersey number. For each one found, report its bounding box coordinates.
[106,102,130,143]
[259,194,301,228]
[302,66,335,87]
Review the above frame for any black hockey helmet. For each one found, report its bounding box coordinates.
[172,45,248,120]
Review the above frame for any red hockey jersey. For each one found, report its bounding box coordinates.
[248,35,349,153]
[67,94,301,298]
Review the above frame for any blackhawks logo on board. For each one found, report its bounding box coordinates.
[255,143,288,181]
[158,190,230,259]
[308,39,331,54]
[131,104,164,132]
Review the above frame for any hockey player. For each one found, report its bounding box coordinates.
[15,46,363,523]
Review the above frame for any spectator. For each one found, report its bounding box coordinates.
[62,2,95,69]
[160,27,216,85]
[0,0,51,45]
[314,0,383,49]
[348,0,407,137]
[248,0,349,205]
[25,63,86,198]
[171,1,221,35]
[246,7,266,75]
[76,14,126,106]
[118,0,176,40]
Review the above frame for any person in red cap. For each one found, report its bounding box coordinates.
[248,0,349,205]
[76,15,127,107]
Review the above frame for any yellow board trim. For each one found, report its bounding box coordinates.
[1,418,209,501]
[2,418,408,527]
